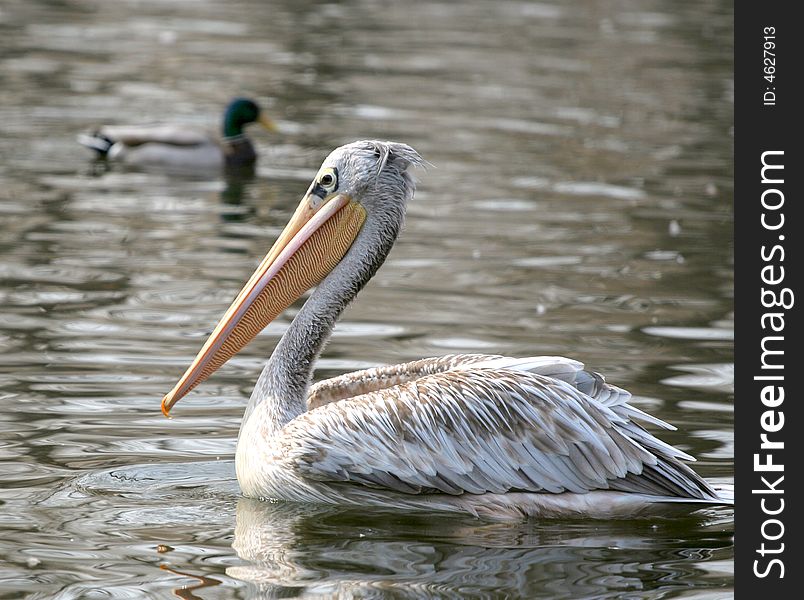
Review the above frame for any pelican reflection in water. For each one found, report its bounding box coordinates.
[161,140,731,520]
[225,497,733,597]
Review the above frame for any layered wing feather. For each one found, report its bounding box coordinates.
[280,357,717,500]
[307,354,500,409]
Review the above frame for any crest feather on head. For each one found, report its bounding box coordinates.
[340,140,426,181]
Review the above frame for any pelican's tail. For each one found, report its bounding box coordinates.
[641,482,733,506]
[709,482,734,505]
[77,131,115,157]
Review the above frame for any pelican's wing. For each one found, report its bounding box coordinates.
[307,354,502,409]
[99,124,212,147]
[308,354,665,429]
[281,364,717,500]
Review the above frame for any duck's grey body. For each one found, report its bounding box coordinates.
[94,124,253,170]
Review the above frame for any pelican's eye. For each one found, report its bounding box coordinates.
[318,168,338,192]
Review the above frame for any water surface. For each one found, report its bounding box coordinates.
[1,0,733,597]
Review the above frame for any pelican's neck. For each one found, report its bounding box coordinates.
[240,207,402,437]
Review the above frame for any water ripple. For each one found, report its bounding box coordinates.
[0,0,733,597]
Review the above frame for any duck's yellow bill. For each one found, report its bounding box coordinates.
[258,114,278,133]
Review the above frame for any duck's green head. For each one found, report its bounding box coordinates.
[222,98,277,138]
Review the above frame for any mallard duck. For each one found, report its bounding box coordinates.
[78,97,276,171]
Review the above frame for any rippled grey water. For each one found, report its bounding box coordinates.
[1,0,733,597]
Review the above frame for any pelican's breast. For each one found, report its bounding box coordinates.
[235,400,328,503]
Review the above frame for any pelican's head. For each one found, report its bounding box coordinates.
[316,140,422,211]
[161,141,423,415]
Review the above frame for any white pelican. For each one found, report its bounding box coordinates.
[78,98,277,171]
[161,140,730,520]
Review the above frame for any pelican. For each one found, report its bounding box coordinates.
[161,140,731,520]
[78,97,276,171]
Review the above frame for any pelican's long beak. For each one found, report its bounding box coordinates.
[161,192,366,416]
[258,114,278,133]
